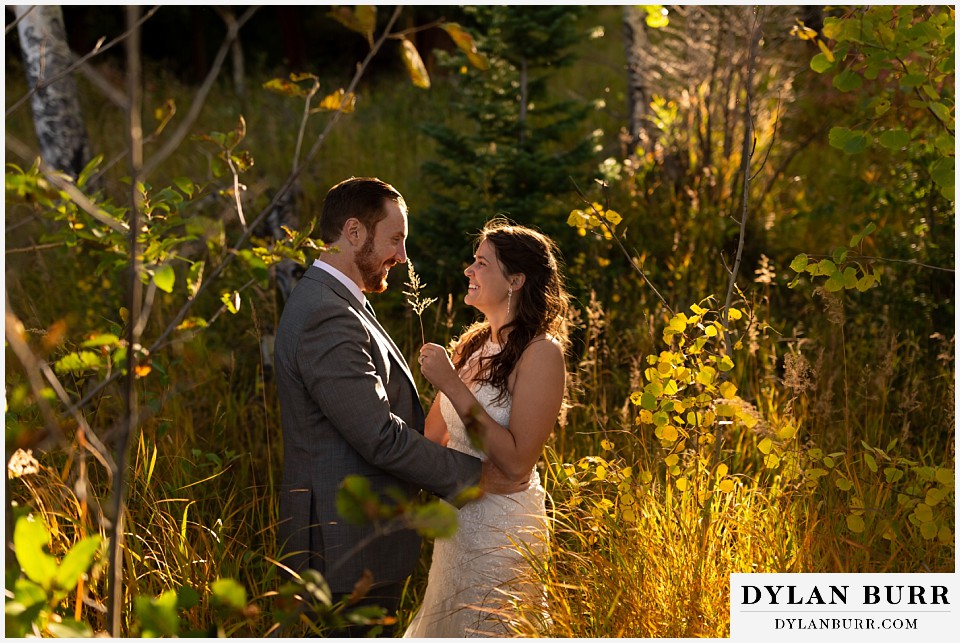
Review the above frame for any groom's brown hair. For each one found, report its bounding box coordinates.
[319,176,406,244]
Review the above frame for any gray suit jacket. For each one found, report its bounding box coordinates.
[274,265,482,593]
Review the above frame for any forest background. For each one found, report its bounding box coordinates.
[3,4,955,638]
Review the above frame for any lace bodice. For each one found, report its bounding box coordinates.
[437,339,539,486]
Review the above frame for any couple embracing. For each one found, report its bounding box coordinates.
[275,176,569,637]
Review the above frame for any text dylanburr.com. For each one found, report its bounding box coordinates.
[730,573,958,640]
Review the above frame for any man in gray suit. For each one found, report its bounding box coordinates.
[274,177,514,633]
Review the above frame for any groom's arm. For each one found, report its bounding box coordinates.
[298,302,481,502]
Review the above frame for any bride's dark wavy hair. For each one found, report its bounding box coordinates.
[452,218,570,401]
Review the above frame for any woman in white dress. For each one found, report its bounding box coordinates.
[404,219,569,638]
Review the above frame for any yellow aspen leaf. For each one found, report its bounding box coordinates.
[817,39,836,63]
[134,364,152,378]
[727,308,743,321]
[440,22,489,71]
[604,209,622,225]
[935,468,953,485]
[621,507,637,523]
[758,438,774,455]
[864,452,878,473]
[823,456,835,468]
[913,503,934,523]
[764,453,780,469]
[920,522,937,540]
[638,409,653,424]
[316,89,357,114]
[675,477,689,491]
[716,463,729,478]
[696,366,716,385]
[718,355,735,372]
[399,38,431,89]
[719,478,735,493]
[638,470,653,484]
[600,439,614,451]
[938,525,953,544]
[661,425,678,442]
[738,412,758,429]
[719,381,737,399]
[836,477,853,491]
[846,514,865,533]
[715,404,736,417]
[884,467,904,483]
[777,423,798,440]
[925,488,945,506]
[664,454,680,467]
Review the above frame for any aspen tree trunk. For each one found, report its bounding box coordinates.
[622,5,653,157]
[14,5,92,180]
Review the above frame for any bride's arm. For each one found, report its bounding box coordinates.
[419,339,565,481]
[423,395,449,446]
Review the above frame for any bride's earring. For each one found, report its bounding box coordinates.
[507,287,513,316]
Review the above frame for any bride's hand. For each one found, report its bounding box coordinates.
[418,343,460,391]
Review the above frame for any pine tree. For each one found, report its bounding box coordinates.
[415,6,596,295]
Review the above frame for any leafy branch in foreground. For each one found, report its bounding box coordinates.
[403,260,438,345]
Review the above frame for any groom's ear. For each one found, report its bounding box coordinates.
[342,218,365,247]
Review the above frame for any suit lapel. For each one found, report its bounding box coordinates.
[307,266,419,392]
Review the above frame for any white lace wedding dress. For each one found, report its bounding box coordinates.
[404,341,550,638]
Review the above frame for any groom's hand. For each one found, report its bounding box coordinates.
[479,460,528,495]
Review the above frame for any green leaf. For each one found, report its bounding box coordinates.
[842,132,869,154]
[828,126,855,149]
[14,516,57,589]
[789,253,809,273]
[878,129,910,150]
[817,259,838,276]
[336,475,376,525]
[833,69,863,92]
[135,590,180,637]
[80,333,120,348]
[824,274,844,292]
[930,157,954,192]
[55,535,101,591]
[849,222,877,247]
[810,52,834,73]
[211,578,247,613]
[153,264,176,293]
[47,619,94,638]
[409,501,459,539]
[846,514,865,533]
[841,266,859,289]
[174,177,195,198]
[640,392,657,411]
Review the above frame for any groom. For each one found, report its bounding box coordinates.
[274,177,516,634]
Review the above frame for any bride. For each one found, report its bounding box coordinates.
[404,219,569,637]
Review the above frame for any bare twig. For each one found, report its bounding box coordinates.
[141,6,259,179]
[106,6,145,635]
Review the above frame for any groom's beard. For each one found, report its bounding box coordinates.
[355,234,392,293]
